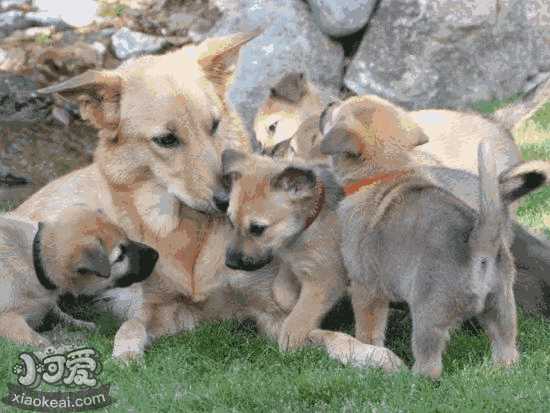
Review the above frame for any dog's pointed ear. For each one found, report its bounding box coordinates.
[499,161,550,203]
[270,72,307,103]
[272,166,316,200]
[399,112,429,147]
[320,126,362,156]
[75,244,111,279]
[38,70,121,133]
[264,138,295,159]
[198,30,261,96]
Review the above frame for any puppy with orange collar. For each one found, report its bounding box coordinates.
[319,95,550,378]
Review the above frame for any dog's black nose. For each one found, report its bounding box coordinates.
[213,192,229,213]
[225,248,242,270]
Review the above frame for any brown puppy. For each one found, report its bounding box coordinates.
[255,73,523,174]
[0,206,158,348]
[319,95,550,378]
[222,150,351,352]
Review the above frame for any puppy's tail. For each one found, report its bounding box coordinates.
[469,139,504,254]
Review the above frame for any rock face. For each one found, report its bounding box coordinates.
[0,72,51,122]
[307,0,378,37]
[344,0,550,110]
[211,0,344,134]
[111,27,168,60]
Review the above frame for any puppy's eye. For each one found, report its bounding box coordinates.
[211,117,220,136]
[77,268,95,276]
[222,174,232,191]
[268,121,278,134]
[114,245,126,263]
[345,152,361,160]
[249,223,267,237]
[152,133,180,148]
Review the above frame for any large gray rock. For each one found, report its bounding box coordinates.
[307,0,378,37]
[345,0,550,110]
[111,27,169,60]
[0,10,32,36]
[0,72,51,122]
[211,0,344,133]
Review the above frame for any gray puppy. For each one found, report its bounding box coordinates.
[319,95,550,378]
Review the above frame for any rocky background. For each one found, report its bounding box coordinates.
[0,0,549,204]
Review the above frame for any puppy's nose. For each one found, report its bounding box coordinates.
[225,248,243,270]
[213,191,229,213]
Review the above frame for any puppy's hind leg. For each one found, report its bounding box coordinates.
[351,280,389,347]
[0,312,51,348]
[411,310,450,379]
[478,286,519,367]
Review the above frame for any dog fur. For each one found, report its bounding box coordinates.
[9,33,402,371]
[0,206,158,348]
[221,150,353,353]
[319,95,550,378]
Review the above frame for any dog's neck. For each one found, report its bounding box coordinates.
[32,222,58,292]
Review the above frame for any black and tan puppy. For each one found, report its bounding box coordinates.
[0,206,158,348]
[319,95,550,379]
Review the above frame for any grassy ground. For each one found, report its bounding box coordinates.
[1,104,549,412]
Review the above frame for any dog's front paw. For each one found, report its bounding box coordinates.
[33,335,52,349]
[278,318,311,352]
[112,349,144,366]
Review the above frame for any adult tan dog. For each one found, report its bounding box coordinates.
[0,206,158,348]
[10,33,401,371]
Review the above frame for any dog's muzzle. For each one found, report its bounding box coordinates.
[225,248,272,272]
[115,241,159,288]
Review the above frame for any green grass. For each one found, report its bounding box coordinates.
[0,101,549,412]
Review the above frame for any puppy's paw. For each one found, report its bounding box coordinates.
[33,335,52,350]
[112,349,144,366]
[493,347,520,368]
[412,361,443,380]
[278,318,310,352]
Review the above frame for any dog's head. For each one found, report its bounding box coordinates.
[319,95,429,183]
[39,32,259,214]
[221,150,321,271]
[254,73,324,151]
[42,207,159,296]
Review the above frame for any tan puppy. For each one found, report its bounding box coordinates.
[0,206,158,348]
[221,150,349,352]
[319,95,550,378]
[254,73,522,174]
[10,34,404,371]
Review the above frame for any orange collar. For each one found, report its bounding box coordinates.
[304,182,325,231]
[343,170,410,197]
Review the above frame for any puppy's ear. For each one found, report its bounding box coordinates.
[273,166,316,200]
[500,161,550,203]
[270,72,307,103]
[38,70,121,135]
[222,148,247,176]
[264,138,295,159]
[198,30,261,97]
[75,244,111,279]
[320,126,362,156]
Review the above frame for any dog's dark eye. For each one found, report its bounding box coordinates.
[77,268,95,276]
[249,223,267,237]
[222,174,232,191]
[152,133,180,148]
[268,121,278,134]
[345,152,361,160]
[211,117,220,136]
